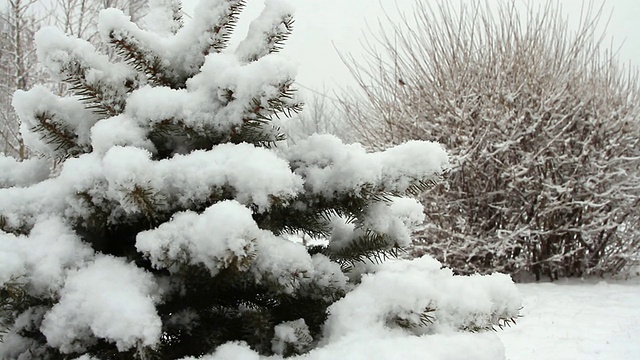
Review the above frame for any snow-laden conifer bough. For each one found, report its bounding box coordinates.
[0,0,522,359]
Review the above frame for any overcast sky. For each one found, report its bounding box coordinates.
[181,0,640,94]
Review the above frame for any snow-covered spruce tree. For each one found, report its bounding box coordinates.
[0,1,521,359]
[339,1,640,280]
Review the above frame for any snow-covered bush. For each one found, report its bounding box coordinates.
[339,0,640,280]
[0,0,521,358]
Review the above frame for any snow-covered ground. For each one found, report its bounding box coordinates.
[499,279,640,360]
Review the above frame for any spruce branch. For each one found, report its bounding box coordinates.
[252,80,303,120]
[242,14,294,62]
[402,177,441,197]
[254,195,358,239]
[67,75,130,118]
[70,80,119,117]
[390,305,436,329]
[462,312,522,333]
[271,215,332,240]
[0,280,27,311]
[272,319,313,357]
[226,244,258,273]
[169,1,184,34]
[327,231,404,269]
[0,279,28,342]
[207,0,247,53]
[31,111,85,160]
[149,119,225,157]
[269,80,304,117]
[150,119,204,143]
[75,191,110,238]
[254,190,396,241]
[107,30,175,88]
[0,215,30,236]
[296,281,346,303]
[355,183,396,203]
[60,60,133,118]
[0,216,7,233]
[125,184,166,225]
[227,79,302,147]
[232,119,286,148]
[264,15,293,55]
[495,316,518,330]
[231,81,302,147]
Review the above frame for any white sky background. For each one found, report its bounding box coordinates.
[178,0,640,95]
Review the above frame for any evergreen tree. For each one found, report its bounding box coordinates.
[0,1,521,359]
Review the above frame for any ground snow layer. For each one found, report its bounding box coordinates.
[499,280,640,360]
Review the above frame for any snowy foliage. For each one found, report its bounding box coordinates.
[0,0,521,359]
[339,0,640,280]
[0,155,49,187]
[41,256,163,353]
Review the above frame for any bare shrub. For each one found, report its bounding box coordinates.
[339,0,640,280]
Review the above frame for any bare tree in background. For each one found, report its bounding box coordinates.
[0,0,45,158]
[51,0,147,43]
[339,0,640,280]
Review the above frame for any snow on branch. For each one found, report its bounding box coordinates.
[0,143,303,231]
[142,0,185,35]
[236,0,295,62]
[0,155,50,188]
[99,9,178,87]
[136,200,320,294]
[285,134,449,197]
[0,217,93,294]
[35,27,139,117]
[40,256,162,353]
[13,86,98,159]
[99,0,249,88]
[323,257,522,339]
